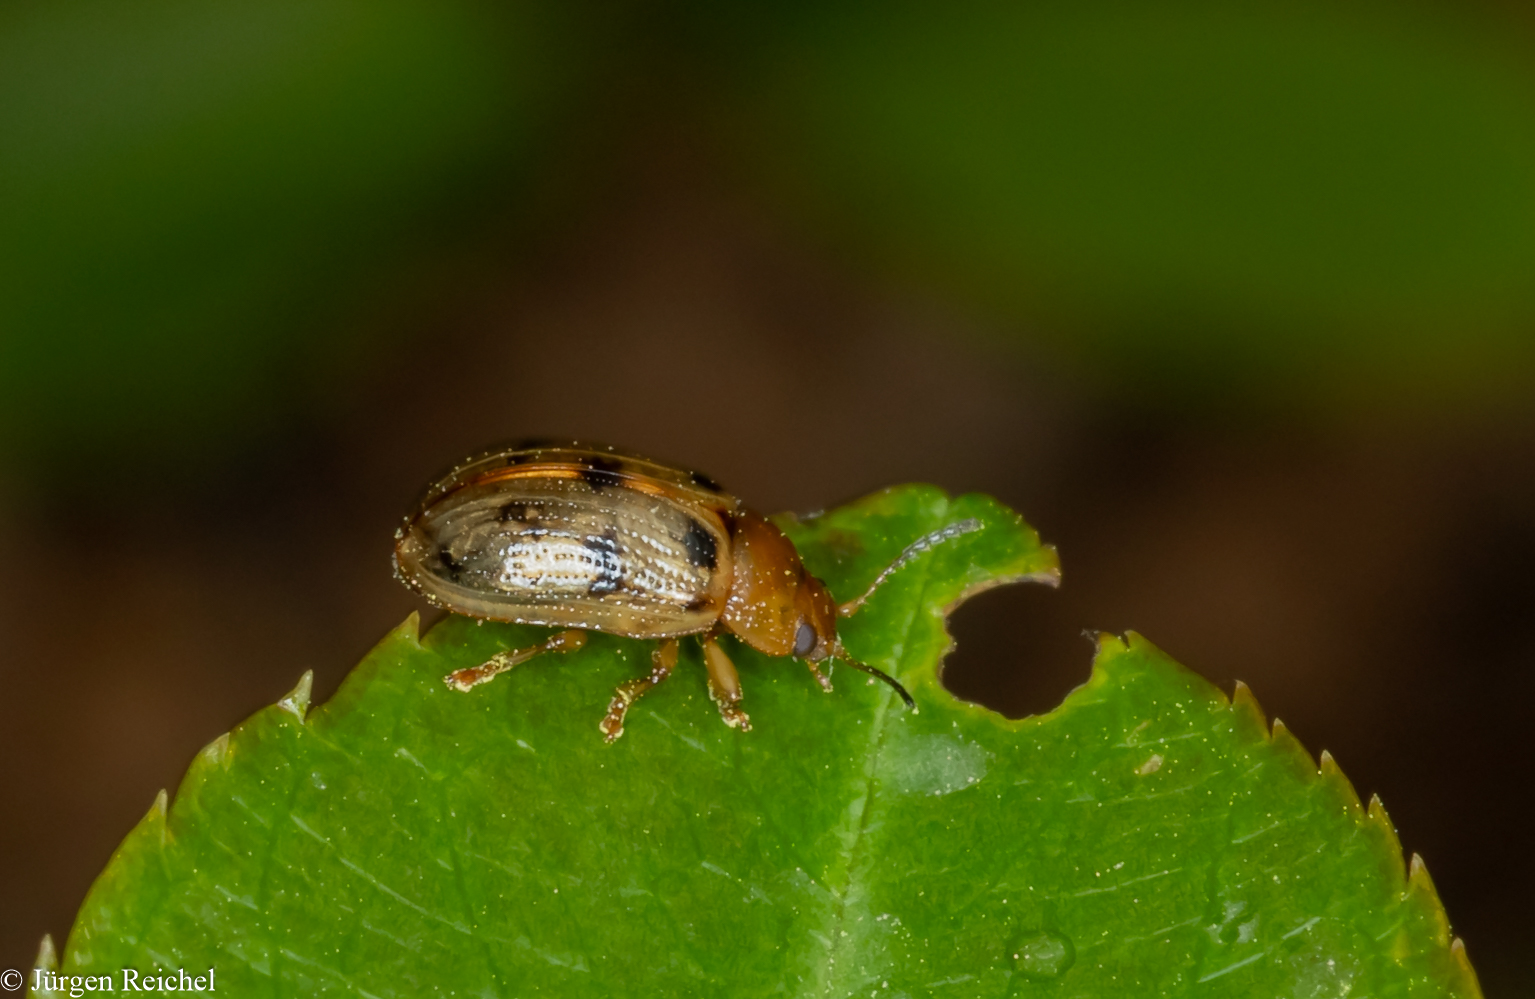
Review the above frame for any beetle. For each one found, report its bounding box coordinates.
[392,441,978,740]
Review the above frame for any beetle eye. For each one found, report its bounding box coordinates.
[793,620,817,658]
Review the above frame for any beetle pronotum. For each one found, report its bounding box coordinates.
[393,441,978,740]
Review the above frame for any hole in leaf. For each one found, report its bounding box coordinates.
[940,581,1097,719]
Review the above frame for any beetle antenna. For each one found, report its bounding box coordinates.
[838,518,984,617]
[835,654,917,710]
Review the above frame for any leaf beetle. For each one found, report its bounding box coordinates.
[393,441,978,740]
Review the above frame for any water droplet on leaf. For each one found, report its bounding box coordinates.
[1013,929,1075,980]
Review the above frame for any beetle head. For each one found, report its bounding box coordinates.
[796,572,915,709]
[791,573,842,663]
[721,509,839,659]
[720,510,914,709]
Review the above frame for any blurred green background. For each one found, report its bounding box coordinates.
[0,0,573,470]
[2,0,1532,993]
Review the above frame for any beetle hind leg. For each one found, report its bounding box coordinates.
[444,629,586,692]
[702,634,752,732]
[599,638,679,742]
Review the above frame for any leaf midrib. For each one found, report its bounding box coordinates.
[815,509,945,996]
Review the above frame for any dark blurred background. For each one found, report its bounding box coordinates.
[2,0,1533,993]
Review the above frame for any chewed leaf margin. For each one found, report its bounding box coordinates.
[777,484,1060,693]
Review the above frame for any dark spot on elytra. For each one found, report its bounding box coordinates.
[499,502,540,523]
[584,528,619,552]
[584,528,622,595]
[689,470,725,492]
[505,441,559,465]
[682,519,718,570]
[684,595,711,612]
[580,455,627,491]
[437,546,464,581]
[504,437,563,463]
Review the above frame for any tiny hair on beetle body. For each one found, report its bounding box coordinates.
[392,441,972,740]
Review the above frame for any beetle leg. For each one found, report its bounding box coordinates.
[444,629,587,692]
[599,638,679,742]
[702,634,752,732]
[807,661,834,692]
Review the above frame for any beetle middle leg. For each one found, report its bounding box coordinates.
[702,632,752,732]
[444,630,587,692]
[599,638,679,742]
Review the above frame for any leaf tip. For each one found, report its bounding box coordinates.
[198,732,231,768]
[1269,718,1318,772]
[1030,544,1062,588]
[278,670,314,720]
[1449,938,1485,999]
[1366,793,1406,875]
[1229,679,1267,731]
[395,610,423,646]
[1087,630,1128,656]
[1408,852,1435,896]
[143,788,172,847]
[1317,749,1363,815]
[33,932,58,974]
[1407,853,1455,947]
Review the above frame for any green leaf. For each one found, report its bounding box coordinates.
[40,485,1480,996]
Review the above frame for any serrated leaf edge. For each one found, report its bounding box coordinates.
[1230,676,1481,998]
[1092,631,1482,997]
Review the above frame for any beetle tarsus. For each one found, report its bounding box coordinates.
[600,638,678,742]
[807,661,834,693]
[710,693,752,732]
[444,629,587,692]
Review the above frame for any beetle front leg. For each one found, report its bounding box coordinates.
[702,634,752,732]
[599,638,679,742]
[444,630,587,692]
[805,660,834,692]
